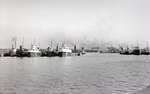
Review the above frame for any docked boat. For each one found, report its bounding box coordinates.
[58,46,72,57]
[41,47,58,57]
[28,44,41,57]
[141,47,150,55]
[10,48,17,56]
[119,46,130,55]
[130,46,140,55]
[15,45,30,57]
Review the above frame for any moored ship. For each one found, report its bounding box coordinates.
[28,44,41,57]
[130,46,140,55]
[119,46,130,55]
[141,47,150,55]
[58,46,72,57]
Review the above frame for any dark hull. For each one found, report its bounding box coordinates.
[130,50,140,55]
[141,52,150,55]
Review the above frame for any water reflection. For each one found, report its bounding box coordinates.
[0,54,149,94]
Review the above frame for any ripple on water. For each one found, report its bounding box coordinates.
[0,54,150,94]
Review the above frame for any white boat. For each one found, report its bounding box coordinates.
[28,44,41,57]
[58,46,72,57]
[10,48,17,56]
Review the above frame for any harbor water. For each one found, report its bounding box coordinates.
[0,53,150,94]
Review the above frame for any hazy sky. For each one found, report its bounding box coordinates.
[0,0,149,48]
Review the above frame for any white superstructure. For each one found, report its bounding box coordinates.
[28,44,41,57]
[59,46,72,56]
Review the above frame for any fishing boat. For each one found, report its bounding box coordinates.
[10,48,17,56]
[130,46,140,55]
[28,44,41,57]
[119,46,130,55]
[141,47,150,55]
[58,46,72,57]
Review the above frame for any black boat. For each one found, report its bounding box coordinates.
[130,46,140,55]
[119,46,130,55]
[141,47,150,55]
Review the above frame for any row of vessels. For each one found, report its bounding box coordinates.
[3,43,85,57]
[119,46,150,55]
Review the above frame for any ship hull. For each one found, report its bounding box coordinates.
[131,49,140,55]
[141,52,150,55]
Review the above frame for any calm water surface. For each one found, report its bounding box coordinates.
[0,53,150,94]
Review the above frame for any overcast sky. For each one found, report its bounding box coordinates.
[0,0,149,48]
